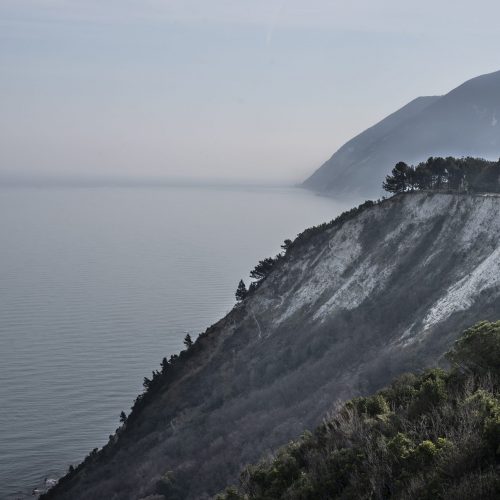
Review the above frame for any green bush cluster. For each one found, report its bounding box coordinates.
[217,321,500,499]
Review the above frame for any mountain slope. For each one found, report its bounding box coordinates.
[303,70,500,198]
[302,96,440,194]
[218,321,500,500]
[43,193,500,500]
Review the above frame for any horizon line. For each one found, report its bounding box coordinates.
[0,174,301,190]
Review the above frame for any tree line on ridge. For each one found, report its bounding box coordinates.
[383,157,500,194]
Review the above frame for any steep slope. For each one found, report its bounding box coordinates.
[218,321,500,500]
[44,193,500,500]
[303,70,500,198]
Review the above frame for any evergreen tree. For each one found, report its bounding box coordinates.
[161,357,169,373]
[250,257,277,281]
[382,173,399,193]
[235,279,248,301]
[119,411,127,424]
[413,164,429,190]
[383,162,410,193]
[281,239,292,252]
[183,333,193,349]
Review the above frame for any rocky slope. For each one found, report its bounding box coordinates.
[217,321,500,500]
[43,193,500,500]
[303,70,500,198]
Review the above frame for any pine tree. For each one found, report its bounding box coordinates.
[235,279,248,301]
[250,257,276,281]
[119,411,127,424]
[183,333,193,349]
[161,357,169,373]
[383,162,410,193]
[281,239,292,252]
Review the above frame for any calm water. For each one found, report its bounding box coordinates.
[0,185,353,498]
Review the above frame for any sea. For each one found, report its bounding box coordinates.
[0,184,354,498]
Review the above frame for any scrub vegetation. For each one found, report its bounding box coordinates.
[218,321,500,500]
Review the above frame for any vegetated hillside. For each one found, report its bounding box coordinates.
[218,321,500,500]
[303,69,500,198]
[43,192,500,500]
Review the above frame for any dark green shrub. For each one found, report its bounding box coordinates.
[218,321,500,499]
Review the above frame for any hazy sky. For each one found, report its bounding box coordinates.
[2,1,500,185]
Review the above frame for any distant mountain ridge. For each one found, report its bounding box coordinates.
[303,70,500,197]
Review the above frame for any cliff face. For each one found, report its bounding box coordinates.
[44,193,500,500]
[303,70,500,198]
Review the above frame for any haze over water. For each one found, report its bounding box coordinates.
[0,184,354,498]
